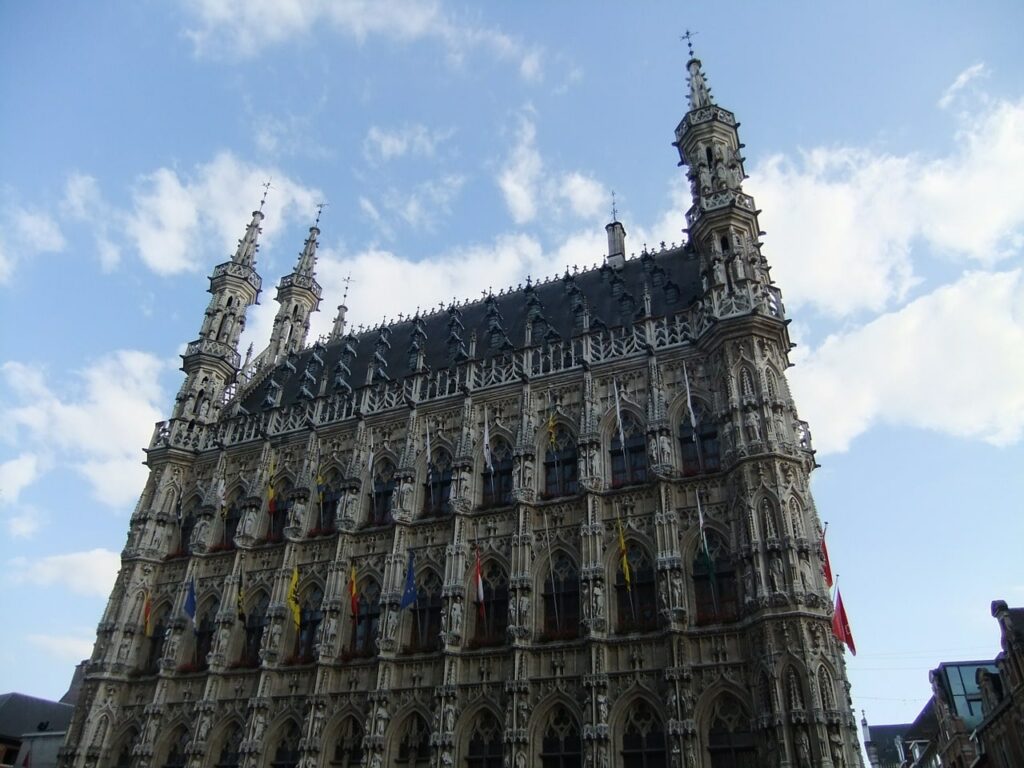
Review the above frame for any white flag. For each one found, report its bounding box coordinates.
[483,408,493,472]
[425,428,433,482]
[367,443,375,478]
[682,360,698,433]
[216,477,226,511]
[613,380,627,448]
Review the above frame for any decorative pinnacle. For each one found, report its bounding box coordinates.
[680,29,698,59]
[259,179,273,211]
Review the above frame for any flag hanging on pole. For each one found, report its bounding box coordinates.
[349,563,359,617]
[682,360,699,432]
[400,551,418,610]
[183,577,197,627]
[617,516,632,591]
[143,590,153,637]
[696,491,719,613]
[425,428,433,483]
[236,572,246,624]
[287,566,301,629]
[482,408,493,472]
[216,476,227,519]
[547,411,558,450]
[267,459,278,515]
[474,546,485,618]
[832,588,856,655]
[820,524,834,588]
[613,380,627,448]
[315,464,326,509]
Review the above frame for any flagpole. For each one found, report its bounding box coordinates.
[542,510,560,631]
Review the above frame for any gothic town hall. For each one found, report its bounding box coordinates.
[61,52,862,768]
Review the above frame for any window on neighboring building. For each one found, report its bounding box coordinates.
[350,580,380,659]
[693,533,739,626]
[540,705,582,768]
[621,700,667,768]
[542,552,580,641]
[369,460,397,526]
[242,592,270,668]
[679,404,720,475]
[610,412,648,487]
[481,438,514,508]
[615,542,658,634]
[294,584,324,663]
[395,714,431,767]
[707,697,756,768]
[407,571,443,653]
[329,717,364,768]
[466,711,504,768]
[214,724,243,768]
[473,560,509,648]
[162,727,189,768]
[194,598,219,671]
[543,424,579,499]
[270,721,301,768]
[422,448,453,517]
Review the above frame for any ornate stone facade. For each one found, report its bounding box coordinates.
[60,53,862,768]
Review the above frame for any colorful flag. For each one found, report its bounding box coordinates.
[287,566,301,629]
[820,525,834,588]
[315,464,326,509]
[425,428,433,483]
[183,578,197,626]
[267,460,278,515]
[143,590,153,637]
[696,492,718,611]
[482,408,493,472]
[617,517,632,590]
[832,588,856,655]
[400,550,417,610]
[547,411,558,449]
[613,380,627,448]
[236,573,246,624]
[474,547,485,618]
[349,563,359,617]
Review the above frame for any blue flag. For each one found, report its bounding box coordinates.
[399,551,417,610]
[183,577,197,626]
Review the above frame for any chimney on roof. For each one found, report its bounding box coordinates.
[606,219,626,269]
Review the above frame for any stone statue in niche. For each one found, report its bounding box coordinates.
[744,412,761,443]
[450,599,463,636]
[375,702,389,737]
[288,498,305,529]
[769,554,784,593]
[698,164,712,194]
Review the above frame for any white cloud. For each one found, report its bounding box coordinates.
[788,270,1024,454]
[560,172,606,219]
[749,94,1024,317]
[11,207,66,253]
[384,174,466,231]
[28,633,96,662]
[1,351,168,508]
[363,124,453,163]
[0,453,43,505]
[11,548,120,598]
[939,63,987,109]
[8,508,42,539]
[0,236,11,283]
[62,173,122,271]
[181,0,542,80]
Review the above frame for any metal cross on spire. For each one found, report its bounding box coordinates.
[611,190,618,222]
[314,201,328,227]
[680,29,698,59]
[341,272,353,304]
[259,179,274,210]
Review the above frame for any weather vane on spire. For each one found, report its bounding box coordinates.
[680,29,698,59]
[314,202,328,227]
[341,272,353,304]
[611,190,618,222]
[259,179,274,211]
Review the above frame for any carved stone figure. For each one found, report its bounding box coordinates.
[769,554,784,593]
[269,621,282,651]
[444,702,455,733]
[744,411,761,442]
[796,729,811,768]
[597,692,609,724]
[385,609,397,640]
[375,702,389,737]
[592,582,604,620]
[289,498,305,529]
[251,712,266,742]
[450,599,463,636]
[117,637,131,663]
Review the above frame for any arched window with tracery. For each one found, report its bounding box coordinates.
[422,448,453,517]
[406,571,443,653]
[330,717,365,767]
[481,438,514,508]
[541,553,580,641]
[221,491,244,549]
[194,597,219,671]
[241,592,270,668]
[162,726,189,768]
[615,542,658,634]
[610,412,648,487]
[112,728,138,768]
[145,605,169,673]
[177,500,197,556]
[693,533,738,626]
[394,714,430,767]
[369,459,397,526]
[293,584,324,663]
[267,479,293,542]
[621,700,667,768]
[540,705,582,768]
[706,696,756,768]
[313,469,342,535]
[788,499,805,539]
[270,721,301,768]
[466,711,503,768]
[472,561,508,648]
[349,580,380,659]
[818,667,836,710]
[214,723,243,768]
[543,424,578,499]
[679,401,721,475]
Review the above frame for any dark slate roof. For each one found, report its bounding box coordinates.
[242,245,700,413]
[865,723,914,766]
[0,693,73,739]
[903,699,939,742]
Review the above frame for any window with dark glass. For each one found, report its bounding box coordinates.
[329,718,364,768]
[270,721,301,768]
[707,697,756,768]
[679,404,720,476]
[194,599,219,671]
[473,561,509,648]
[616,543,658,634]
[350,581,380,658]
[215,724,243,768]
[113,731,138,768]
[369,460,397,526]
[693,534,738,626]
[268,480,293,542]
[162,727,189,768]
[621,701,667,768]
[145,609,168,673]
[543,424,578,499]
[481,439,514,508]
[178,504,197,555]
[540,705,582,768]
[294,585,324,662]
[422,449,453,517]
[610,412,648,487]
[542,553,580,641]
[395,715,430,767]
[222,493,244,549]
[407,571,443,653]
[466,712,504,768]
[242,593,270,668]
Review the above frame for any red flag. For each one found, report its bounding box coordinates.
[820,527,834,587]
[474,547,485,618]
[831,589,856,655]
[348,563,359,617]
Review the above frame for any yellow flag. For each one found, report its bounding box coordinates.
[287,566,301,629]
[547,412,558,449]
[617,517,631,590]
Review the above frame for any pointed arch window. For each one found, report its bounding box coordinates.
[621,700,667,768]
[162,726,189,768]
[145,606,169,674]
[540,705,582,768]
[270,721,301,768]
[112,729,138,768]
[313,469,342,535]
[349,580,380,659]
[329,717,365,768]
[615,542,658,634]
[422,448,453,517]
[818,667,836,710]
[706,697,756,768]
[293,584,324,663]
[481,438,514,509]
[177,501,197,556]
[214,723,243,768]
[693,533,738,626]
[472,561,509,648]
[369,460,397,526]
[221,492,244,550]
[679,404,720,475]
[241,592,270,668]
[267,479,293,542]
[543,424,578,499]
[395,714,430,767]
[610,412,648,487]
[466,711,504,768]
[406,571,443,653]
[541,552,580,641]
[193,597,219,671]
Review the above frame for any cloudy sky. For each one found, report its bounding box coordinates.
[2,1,1023,729]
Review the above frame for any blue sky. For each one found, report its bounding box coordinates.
[2,1,1023,731]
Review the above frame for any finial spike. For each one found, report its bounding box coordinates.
[611,190,618,222]
[259,179,274,211]
[314,201,327,227]
[341,272,353,304]
[680,29,698,59]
